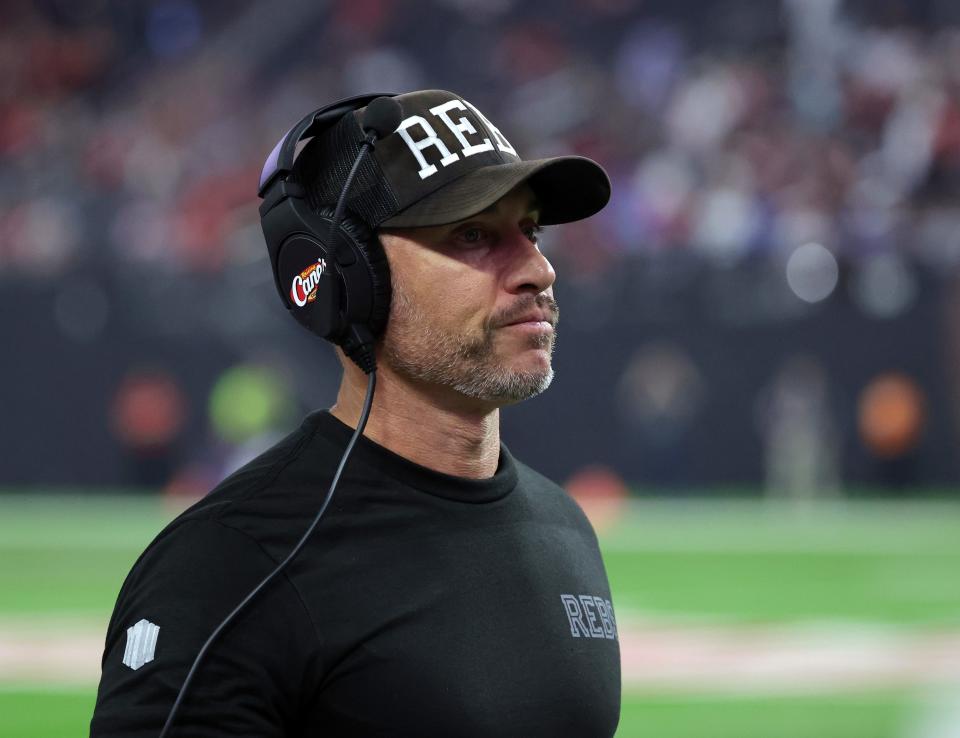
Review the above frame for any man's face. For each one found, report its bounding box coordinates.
[377,183,558,407]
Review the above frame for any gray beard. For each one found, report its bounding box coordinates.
[381,291,557,405]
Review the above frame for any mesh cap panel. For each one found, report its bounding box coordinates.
[292,113,401,227]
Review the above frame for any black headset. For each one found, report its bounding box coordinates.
[257,93,402,372]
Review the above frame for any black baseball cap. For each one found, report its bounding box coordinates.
[292,89,611,229]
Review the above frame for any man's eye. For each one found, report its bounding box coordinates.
[459,227,486,244]
[525,224,543,243]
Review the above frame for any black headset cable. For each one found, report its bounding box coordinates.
[157,370,377,738]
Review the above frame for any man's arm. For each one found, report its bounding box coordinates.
[90,518,321,737]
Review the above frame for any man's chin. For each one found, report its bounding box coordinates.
[500,346,554,376]
[479,365,555,405]
[495,330,554,361]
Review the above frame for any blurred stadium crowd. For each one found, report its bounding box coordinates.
[4,0,960,493]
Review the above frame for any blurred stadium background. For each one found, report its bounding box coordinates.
[2,0,960,736]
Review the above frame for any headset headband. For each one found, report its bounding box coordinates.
[257,93,394,198]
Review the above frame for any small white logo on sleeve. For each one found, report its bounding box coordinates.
[122,619,160,670]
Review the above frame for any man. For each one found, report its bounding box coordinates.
[91,90,620,737]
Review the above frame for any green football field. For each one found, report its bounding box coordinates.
[2,493,959,737]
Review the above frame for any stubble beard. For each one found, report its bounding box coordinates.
[381,289,558,405]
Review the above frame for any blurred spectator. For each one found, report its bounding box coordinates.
[109,368,187,486]
[5,0,960,278]
[858,371,926,488]
[757,355,840,502]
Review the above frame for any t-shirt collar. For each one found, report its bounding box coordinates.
[307,410,518,504]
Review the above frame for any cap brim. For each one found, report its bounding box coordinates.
[378,156,610,228]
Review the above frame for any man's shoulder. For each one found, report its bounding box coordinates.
[100,416,339,645]
[512,456,564,495]
[135,412,338,570]
[511,455,597,536]
[181,411,344,522]
[512,455,578,502]
[202,413,323,509]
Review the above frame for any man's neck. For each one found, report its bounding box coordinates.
[329,363,501,480]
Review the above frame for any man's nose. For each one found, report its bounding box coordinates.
[503,229,556,295]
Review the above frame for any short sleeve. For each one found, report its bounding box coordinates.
[90,518,321,738]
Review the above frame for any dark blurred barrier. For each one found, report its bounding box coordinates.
[4,253,958,492]
[517,253,959,491]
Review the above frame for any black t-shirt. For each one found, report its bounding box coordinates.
[91,411,621,737]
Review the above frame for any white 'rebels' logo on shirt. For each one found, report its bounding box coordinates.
[560,594,618,640]
[123,619,160,670]
[396,98,517,180]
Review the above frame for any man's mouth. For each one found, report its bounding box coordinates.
[501,309,556,328]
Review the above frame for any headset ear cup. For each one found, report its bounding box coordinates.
[275,231,342,339]
[315,206,392,337]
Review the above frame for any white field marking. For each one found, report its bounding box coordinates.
[619,616,960,693]
[4,617,960,693]
[0,617,108,684]
[0,626,103,683]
